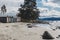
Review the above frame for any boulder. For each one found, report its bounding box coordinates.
[42,31,54,39]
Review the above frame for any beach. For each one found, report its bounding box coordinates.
[0,22,60,40]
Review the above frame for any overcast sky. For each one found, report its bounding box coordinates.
[0,0,24,14]
[37,0,60,16]
[0,0,60,17]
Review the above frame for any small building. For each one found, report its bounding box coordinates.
[0,11,21,23]
[0,16,17,23]
[17,17,21,22]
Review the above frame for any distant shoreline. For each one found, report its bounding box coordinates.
[38,17,60,21]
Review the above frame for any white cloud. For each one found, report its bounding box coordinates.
[48,10,60,16]
[43,1,60,8]
[40,9,60,17]
[0,0,60,17]
[37,7,49,12]
[0,0,24,7]
[38,0,60,17]
[37,7,49,16]
[52,0,60,4]
[38,7,60,17]
[6,7,19,13]
[0,0,24,16]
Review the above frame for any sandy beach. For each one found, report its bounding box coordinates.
[0,22,60,40]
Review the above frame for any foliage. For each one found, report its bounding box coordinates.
[17,0,40,22]
[1,5,7,14]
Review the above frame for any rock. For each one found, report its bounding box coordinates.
[28,25,32,28]
[58,35,60,37]
[42,31,54,39]
[56,37,59,38]
[56,26,60,29]
[27,24,32,28]
[6,26,9,27]
[56,35,60,38]
[52,29,56,31]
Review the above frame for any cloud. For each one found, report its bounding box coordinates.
[37,7,49,16]
[42,1,60,8]
[0,0,24,16]
[40,9,60,17]
[0,0,24,11]
[37,7,60,17]
[37,7,49,12]
[52,0,60,4]
[0,0,24,7]
[37,0,60,11]
[0,0,60,17]
[48,10,60,16]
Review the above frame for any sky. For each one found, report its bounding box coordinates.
[0,0,24,16]
[0,0,60,17]
[37,0,60,17]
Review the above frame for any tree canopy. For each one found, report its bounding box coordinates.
[1,5,7,14]
[17,0,40,22]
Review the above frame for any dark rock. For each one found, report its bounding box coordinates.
[56,35,60,38]
[42,31,54,39]
[56,36,59,38]
[27,24,32,28]
[56,26,60,29]
[52,29,56,31]
[6,26,9,27]
[28,25,32,28]
[13,39,16,40]
[58,35,60,37]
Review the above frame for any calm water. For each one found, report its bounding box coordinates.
[38,17,60,21]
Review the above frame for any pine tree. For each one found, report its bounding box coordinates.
[17,0,40,22]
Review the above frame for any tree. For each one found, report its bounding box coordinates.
[1,5,7,14]
[17,0,40,22]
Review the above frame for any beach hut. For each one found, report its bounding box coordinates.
[0,16,17,23]
[17,17,21,22]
